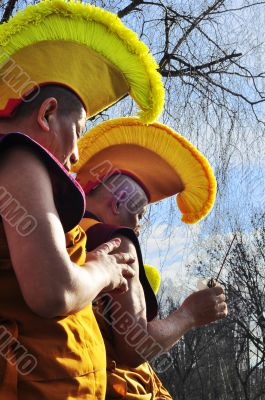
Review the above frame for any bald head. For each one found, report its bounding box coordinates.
[2,85,84,122]
[85,174,148,233]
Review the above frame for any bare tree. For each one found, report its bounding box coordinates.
[155,285,241,400]
[91,2,265,141]
[184,212,265,400]
[1,0,264,190]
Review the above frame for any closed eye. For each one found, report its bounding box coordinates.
[139,211,146,221]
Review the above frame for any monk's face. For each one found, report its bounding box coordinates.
[114,184,148,236]
[126,205,147,237]
[47,107,86,171]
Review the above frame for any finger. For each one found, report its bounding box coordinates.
[217,302,227,312]
[114,252,135,265]
[215,302,228,316]
[212,285,224,295]
[116,278,129,294]
[217,308,228,319]
[216,293,226,303]
[122,265,135,279]
[95,238,121,254]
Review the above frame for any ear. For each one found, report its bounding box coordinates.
[111,197,120,215]
[111,191,128,215]
[37,97,58,132]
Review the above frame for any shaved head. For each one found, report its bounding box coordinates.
[10,84,84,121]
[85,174,148,233]
[90,174,148,213]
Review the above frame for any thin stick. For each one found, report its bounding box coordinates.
[216,233,237,281]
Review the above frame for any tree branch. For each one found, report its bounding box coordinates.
[117,0,144,18]
[170,0,226,55]
[212,1,265,15]
[160,52,242,76]
[1,0,19,23]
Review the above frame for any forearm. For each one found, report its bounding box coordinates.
[147,306,193,353]
[46,260,110,318]
[5,220,110,318]
[146,286,228,353]
[36,236,136,318]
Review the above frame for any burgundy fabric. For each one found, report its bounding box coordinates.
[0,132,85,232]
[84,212,158,321]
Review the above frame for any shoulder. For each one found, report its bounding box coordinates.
[0,133,52,183]
[0,133,85,232]
[82,217,139,252]
[0,142,51,194]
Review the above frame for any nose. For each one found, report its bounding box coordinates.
[64,147,79,172]
[70,144,79,165]
[134,226,140,237]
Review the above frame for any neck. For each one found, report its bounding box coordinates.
[0,120,25,135]
[0,122,15,135]
[0,115,39,136]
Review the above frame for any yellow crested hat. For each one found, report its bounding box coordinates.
[0,0,164,122]
[144,264,161,295]
[73,117,217,224]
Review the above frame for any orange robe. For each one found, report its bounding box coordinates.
[80,215,172,400]
[0,224,106,399]
[0,133,106,399]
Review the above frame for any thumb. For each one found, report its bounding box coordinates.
[95,238,121,254]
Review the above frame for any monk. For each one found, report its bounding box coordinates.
[79,174,227,399]
[0,0,164,397]
[75,117,228,399]
[0,85,138,399]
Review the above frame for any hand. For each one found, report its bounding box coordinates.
[179,285,228,329]
[85,238,135,294]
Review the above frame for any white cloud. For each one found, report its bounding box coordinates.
[140,221,202,298]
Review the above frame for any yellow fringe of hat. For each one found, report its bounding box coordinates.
[0,0,164,122]
[74,117,216,224]
[144,264,161,295]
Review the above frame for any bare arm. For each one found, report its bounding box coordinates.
[147,286,228,353]
[0,147,134,318]
[107,235,147,367]
[100,239,226,364]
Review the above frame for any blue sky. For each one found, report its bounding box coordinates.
[139,158,265,297]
